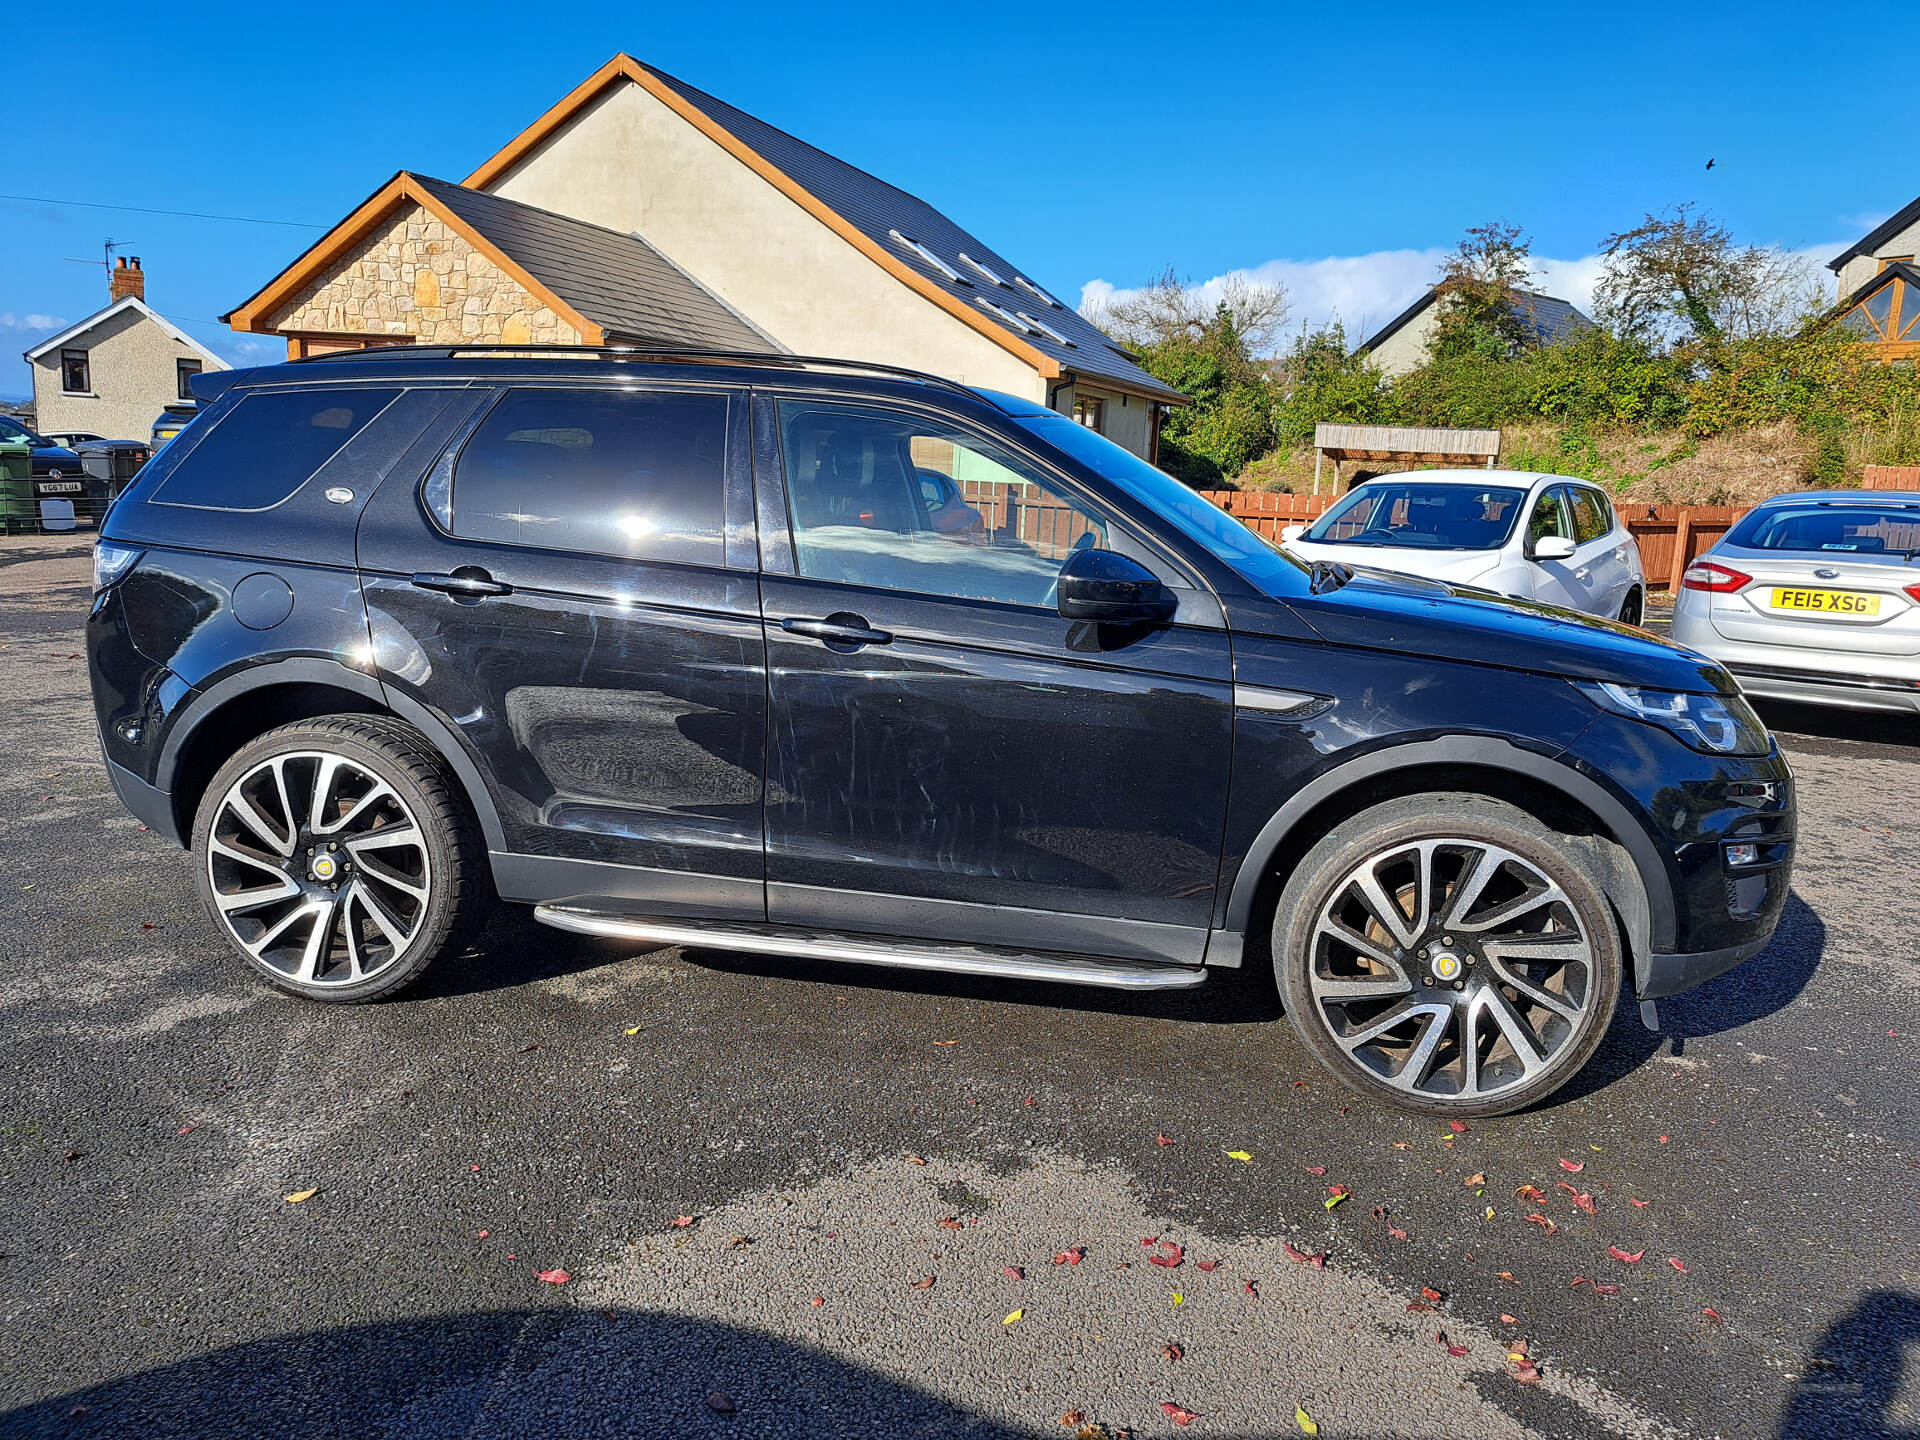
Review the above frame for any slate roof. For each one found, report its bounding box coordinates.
[1356,287,1596,357]
[1829,195,1920,273]
[634,61,1184,403]
[408,175,770,350]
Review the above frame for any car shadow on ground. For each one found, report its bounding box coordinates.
[1548,889,1827,1107]
[0,1308,1473,1440]
[1776,1289,1920,1438]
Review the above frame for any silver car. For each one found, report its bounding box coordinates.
[1671,489,1920,712]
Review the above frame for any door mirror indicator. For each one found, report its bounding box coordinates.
[1054,549,1176,624]
[1531,535,1577,562]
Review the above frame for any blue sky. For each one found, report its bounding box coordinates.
[5,0,1912,400]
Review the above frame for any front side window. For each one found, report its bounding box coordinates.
[151,387,400,510]
[61,349,90,394]
[1568,487,1610,545]
[1528,487,1574,547]
[177,359,202,402]
[780,401,1115,607]
[449,388,729,567]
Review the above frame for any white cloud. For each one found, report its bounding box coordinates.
[0,312,68,332]
[1082,240,1851,353]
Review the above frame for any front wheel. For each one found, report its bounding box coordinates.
[191,714,492,1002]
[1273,794,1622,1116]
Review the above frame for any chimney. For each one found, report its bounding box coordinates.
[110,255,145,304]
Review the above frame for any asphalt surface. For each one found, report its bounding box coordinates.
[1,535,1915,1440]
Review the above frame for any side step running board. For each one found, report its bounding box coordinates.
[533,905,1208,991]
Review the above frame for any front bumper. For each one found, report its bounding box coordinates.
[105,757,181,843]
[1637,932,1774,1000]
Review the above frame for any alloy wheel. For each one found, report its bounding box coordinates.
[1305,838,1596,1102]
[204,750,432,988]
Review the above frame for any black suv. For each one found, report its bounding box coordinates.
[88,347,1795,1115]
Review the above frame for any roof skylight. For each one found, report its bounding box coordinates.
[1016,310,1072,346]
[958,252,1007,286]
[888,229,967,285]
[1014,275,1061,308]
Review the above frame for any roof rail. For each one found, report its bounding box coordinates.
[291,342,985,401]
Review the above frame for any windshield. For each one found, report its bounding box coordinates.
[0,415,49,446]
[1725,503,1920,555]
[1303,482,1529,550]
[1012,414,1306,592]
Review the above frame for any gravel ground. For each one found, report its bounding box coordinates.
[0,535,1915,1440]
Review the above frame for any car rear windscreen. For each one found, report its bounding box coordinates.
[1723,504,1920,554]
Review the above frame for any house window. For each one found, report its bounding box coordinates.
[1073,395,1106,433]
[177,359,202,402]
[1877,256,1914,273]
[61,349,90,394]
[1842,280,1917,342]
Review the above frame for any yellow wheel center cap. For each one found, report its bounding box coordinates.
[1431,951,1462,982]
[312,855,338,881]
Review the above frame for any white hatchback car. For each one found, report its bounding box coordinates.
[1282,470,1647,624]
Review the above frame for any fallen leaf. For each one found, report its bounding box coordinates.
[1170,1292,1184,1306]
[477,1230,489,1239]
[1296,1404,1319,1434]
[283,1188,319,1204]
[1197,1259,1219,1272]
[1291,1079,1309,1089]
[1557,1181,1596,1215]
[1667,1257,1689,1273]
[1156,1132,1175,1146]
[1524,1213,1557,1235]
[1059,1411,1084,1427]
[1608,1246,1645,1264]
[706,1391,734,1414]
[1593,1282,1621,1294]
[1559,1158,1585,1173]
[1406,1302,1435,1313]
[1004,1308,1024,1325]
[1003,1265,1025,1280]
[1245,1280,1258,1297]
[1147,1240,1184,1268]
[1162,1342,1184,1362]
[518,1042,542,1053]
[1501,1313,1519,1324]
[1421,1286,1445,1303]
[1053,1248,1085,1266]
[1703,1306,1724,1323]
[623,1025,641,1036]
[1161,1401,1200,1426]
[1514,1184,1547,1202]
[1388,1225,1408,1240]
[1496,1271,1520,1285]
[1449,1120,1469,1133]
[1570,1276,1590,1289]
[726,1236,752,1249]
[1024,1095,1036,1106]
[669,1216,697,1228]
[1630,1198,1651,1208]
[1225,1150,1254,1163]
[177,1124,196,1135]
[1283,1242,1327,1267]
[1448,1342,1472,1358]
[535,1268,571,1284]
[1324,1188,1349,1211]
[912,1276,936,1289]
[1392,1141,1412,1151]
[932,1039,959,1046]
[940,1217,966,1230]
[906,1155,927,1165]
[1305,1165,1327,1176]
[1658,1135,1669,1144]
[811,1296,825,1306]
[1464,1172,1486,1188]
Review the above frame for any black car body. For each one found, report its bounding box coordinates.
[0,413,86,485]
[87,348,1795,1114]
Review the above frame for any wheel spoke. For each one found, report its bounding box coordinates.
[246,901,325,960]
[1484,952,1586,1022]
[355,854,428,903]
[292,900,339,983]
[307,755,342,833]
[352,878,411,950]
[1352,863,1420,949]
[1312,972,1414,1003]
[227,793,295,857]
[1452,878,1567,935]
[345,824,421,857]
[1477,984,1548,1075]
[1441,846,1497,929]
[208,835,290,881]
[215,875,301,914]
[314,780,392,838]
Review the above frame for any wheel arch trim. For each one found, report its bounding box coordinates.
[155,657,508,853]
[1221,735,1675,956]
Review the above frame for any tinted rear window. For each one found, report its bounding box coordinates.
[152,388,400,510]
[448,388,729,566]
[1725,504,1920,554]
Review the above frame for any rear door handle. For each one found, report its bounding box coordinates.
[781,614,893,647]
[411,567,513,599]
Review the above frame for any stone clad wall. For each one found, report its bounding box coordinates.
[269,203,582,345]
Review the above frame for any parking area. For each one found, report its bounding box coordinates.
[0,532,1915,1440]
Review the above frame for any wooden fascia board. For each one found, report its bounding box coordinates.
[462,54,1059,379]
[227,175,604,344]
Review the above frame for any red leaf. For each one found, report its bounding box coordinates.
[1703,1306,1724,1323]
[1558,1158,1585,1173]
[1140,1235,1157,1247]
[1557,1181,1596,1214]
[1305,1165,1327,1175]
[1406,1302,1435,1312]
[1667,1257,1688,1273]
[1156,1132,1175,1146]
[1496,1271,1520,1285]
[1448,1343,1472,1358]
[1608,1247,1645,1264]
[1525,1213,1558,1235]
[668,1215,697,1228]
[1449,1120,1469,1133]
[1244,1280,1258,1297]
[1500,1313,1519,1325]
[176,1124,196,1135]
[811,1296,825,1306]
[911,1275,936,1289]
[1514,1185,1547,1203]
[1023,1095,1036,1106]
[518,1042,542,1053]
[1060,1412,1085,1427]
[1630,1198,1651,1208]
[1147,1240,1184,1268]
[1282,1242,1326,1267]
[1421,1286,1445,1303]
[1197,1259,1219,1272]
[477,1230,489,1239]
[906,1155,928,1165]
[535,1268,571,1284]
[1162,1342,1184,1362]
[1003,1265,1025,1280]
[1658,1135,1669,1144]
[939,1217,965,1230]
[1593,1282,1621,1294]
[1327,1184,1349,1197]
[1388,1225,1408,1240]
[1291,1079,1309,1089]
[1570,1276,1590,1289]
[1052,1248,1085,1266]
[1161,1401,1200,1426]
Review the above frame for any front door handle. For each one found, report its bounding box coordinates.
[782,613,894,648]
[411,567,513,600]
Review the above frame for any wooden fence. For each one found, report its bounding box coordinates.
[1197,490,1746,593]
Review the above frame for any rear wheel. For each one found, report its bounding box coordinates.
[1273,794,1622,1116]
[1617,589,1644,627]
[191,715,491,1002]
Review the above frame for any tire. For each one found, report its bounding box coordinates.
[191,714,492,1003]
[1273,793,1622,1117]
[1617,589,1643,627]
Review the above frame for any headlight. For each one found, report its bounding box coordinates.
[92,540,142,592]
[1576,681,1771,755]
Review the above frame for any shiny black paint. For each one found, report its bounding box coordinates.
[87,350,1797,1002]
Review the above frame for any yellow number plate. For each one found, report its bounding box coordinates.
[1770,587,1880,615]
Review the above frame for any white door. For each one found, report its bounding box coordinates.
[1522,487,1584,609]
[1565,486,1629,616]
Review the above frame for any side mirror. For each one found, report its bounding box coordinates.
[1281,523,1307,543]
[1531,535,1576,562]
[1055,548,1176,624]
